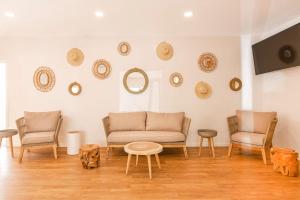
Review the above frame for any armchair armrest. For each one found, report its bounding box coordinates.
[54,116,63,145]
[102,116,110,139]
[182,117,191,138]
[263,117,278,148]
[16,117,26,141]
[227,115,238,136]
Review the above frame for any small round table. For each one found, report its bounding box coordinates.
[198,129,217,158]
[124,142,163,179]
[0,129,18,157]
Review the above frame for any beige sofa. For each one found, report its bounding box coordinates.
[102,111,191,158]
[227,110,278,164]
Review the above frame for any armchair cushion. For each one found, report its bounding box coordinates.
[231,131,265,146]
[146,112,184,132]
[109,112,146,131]
[236,110,277,134]
[22,131,55,145]
[24,111,61,133]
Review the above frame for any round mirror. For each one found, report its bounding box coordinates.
[92,59,111,79]
[169,72,183,87]
[229,78,242,91]
[68,82,82,96]
[33,67,55,92]
[123,68,149,94]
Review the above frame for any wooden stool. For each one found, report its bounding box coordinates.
[79,144,100,169]
[271,147,298,177]
[0,129,18,157]
[198,129,217,158]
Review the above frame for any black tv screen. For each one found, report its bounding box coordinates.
[252,23,300,75]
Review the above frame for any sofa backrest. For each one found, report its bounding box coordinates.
[24,111,61,133]
[146,112,185,132]
[236,110,277,134]
[109,112,147,131]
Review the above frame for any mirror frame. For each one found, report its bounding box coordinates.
[118,42,131,56]
[33,66,55,92]
[229,78,242,91]
[68,82,82,96]
[123,67,149,94]
[92,59,111,79]
[169,72,183,87]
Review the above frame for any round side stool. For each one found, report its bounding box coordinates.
[0,129,18,157]
[197,129,217,158]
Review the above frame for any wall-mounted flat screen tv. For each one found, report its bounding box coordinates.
[252,23,300,75]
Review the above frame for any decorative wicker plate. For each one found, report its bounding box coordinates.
[198,53,217,72]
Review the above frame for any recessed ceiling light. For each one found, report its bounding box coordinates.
[4,11,15,18]
[183,11,193,18]
[95,11,104,17]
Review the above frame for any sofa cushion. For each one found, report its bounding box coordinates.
[236,110,277,134]
[231,131,265,146]
[22,131,55,144]
[109,112,146,131]
[107,131,185,143]
[24,111,61,133]
[146,112,184,132]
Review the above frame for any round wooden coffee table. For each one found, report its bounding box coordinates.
[124,142,163,179]
[0,129,18,157]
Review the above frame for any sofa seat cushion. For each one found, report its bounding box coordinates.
[24,111,61,133]
[146,112,185,132]
[107,131,185,143]
[109,112,146,131]
[231,132,265,146]
[22,131,55,145]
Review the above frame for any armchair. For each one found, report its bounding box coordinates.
[16,111,63,163]
[227,110,278,164]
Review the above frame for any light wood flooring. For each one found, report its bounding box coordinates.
[0,146,300,200]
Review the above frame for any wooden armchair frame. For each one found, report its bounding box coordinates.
[227,115,278,164]
[16,116,63,163]
[102,116,191,159]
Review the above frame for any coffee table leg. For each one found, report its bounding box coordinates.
[147,155,152,179]
[210,138,216,158]
[198,136,203,156]
[9,136,14,157]
[155,154,161,169]
[126,154,132,175]
[136,154,139,166]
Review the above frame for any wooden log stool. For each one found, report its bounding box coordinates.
[198,129,217,158]
[271,147,298,177]
[79,144,101,169]
[0,129,18,157]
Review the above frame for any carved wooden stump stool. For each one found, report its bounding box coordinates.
[271,147,298,177]
[79,144,100,169]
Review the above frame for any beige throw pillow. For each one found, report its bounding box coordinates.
[109,112,146,131]
[146,112,185,132]
[24,111,61,133]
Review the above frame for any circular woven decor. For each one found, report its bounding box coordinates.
[169,72,183,87]
[195,81,212,99]
[198,53,217,72]
[229,78,242,91]
[66,48,84,66]
[118,42,131,56]
[92,59,111,79]
[33,66,55,92]
[156,41,173,60]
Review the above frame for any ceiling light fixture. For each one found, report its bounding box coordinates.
[4,11,15,18]
[183,11,193,18]
[95,11,104,17]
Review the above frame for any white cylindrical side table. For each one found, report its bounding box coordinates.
[66,131,81,155]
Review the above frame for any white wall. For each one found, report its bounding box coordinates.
[0,36,241,147]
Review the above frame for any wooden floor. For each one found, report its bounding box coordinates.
[0,146,300,200]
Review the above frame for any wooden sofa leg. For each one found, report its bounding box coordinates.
[261,148,267,165]
[228,143,233,157]
[19,146,24,163]
[106,146,110,158]
[53,144,58,159]
[183,146,188,159]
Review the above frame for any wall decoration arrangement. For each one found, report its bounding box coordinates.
[198,52,217,72]
[92,59,111,79]
[169,72,183,87]
[33,66,55,92]
[123,67,149,94]
[118,42,131,56]
[68,82,82,96]
[156,41,173,60]
[195,81,212,99]
[67,48,84,66]
[229,78,242,91]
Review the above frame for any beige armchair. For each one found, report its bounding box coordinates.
[227,110,278,164]
[16,111,63,163]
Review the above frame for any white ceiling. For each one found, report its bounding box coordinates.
[0,0,299,37]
